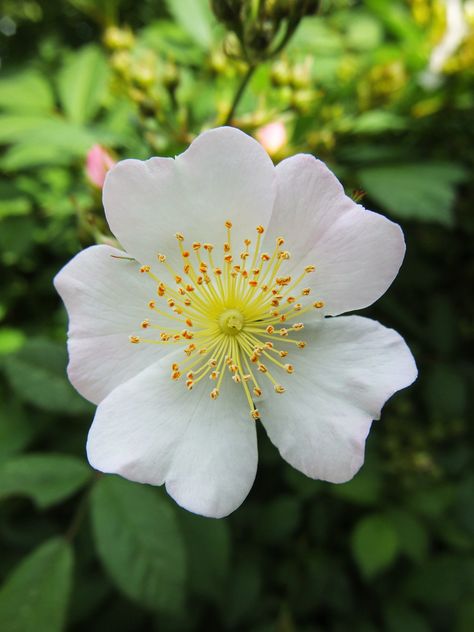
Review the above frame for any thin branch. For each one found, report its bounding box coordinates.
[223,63,257,126]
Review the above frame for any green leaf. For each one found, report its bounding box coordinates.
[163,0,215,48]
[357,163,468,225]
[179,511,231,601]
[0,71,54,113]
[351,514,399,579]
[90,476,186,612]
[57,45,108,124]
[331,463,381,505]
[0,538,73,632]
[0,398,34,462]
[2,338,93,415]
[388,510,429,564]
[0,454,92,508]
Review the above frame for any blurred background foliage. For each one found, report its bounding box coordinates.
[0,0,473,630]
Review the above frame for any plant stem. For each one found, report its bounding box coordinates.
[223,64,257,126]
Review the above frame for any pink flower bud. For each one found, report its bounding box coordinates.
[256,121,287,156]
[86,145,116,189]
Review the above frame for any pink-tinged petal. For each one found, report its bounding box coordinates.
[54,245,166,404]
[263,155,405,315]
[259,316,417,483]
[103,127,276,269]
[87,361,258,518]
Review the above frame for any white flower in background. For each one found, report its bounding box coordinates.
[55,127,417,518]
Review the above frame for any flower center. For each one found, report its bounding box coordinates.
[129,221,325,420]
[218,309,244,335]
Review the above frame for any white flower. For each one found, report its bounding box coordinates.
[54,127,417,518]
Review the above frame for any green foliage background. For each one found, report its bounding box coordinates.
[0,0,473,630]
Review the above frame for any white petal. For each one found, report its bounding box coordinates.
[259,316,417,483]
[87,361,258,518]
[54,245,165,404]
[103,127,276,270]
[264,155,405,315]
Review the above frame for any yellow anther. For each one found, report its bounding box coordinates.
[271,299,280,307]
[171,371,181,380]
[280,315,287,322]
[313,301,325,309]
[178,287,186,296]
[157,283,165,296]
[199,262,208,272]
[287,296,296,304]
[186,371,194,380]
[175,275,182,283]
[203,243,214,251]
[264,342,274,349]
[173,334,181,341]
[224,255,233,263]
[192,242,201,250]
[279,328,289,337]
[294,303,302,311]
[158,254,166,262]
[243,374,251,382]
[276,237,285,246]
[250,409,260,420]
[284,364,294,373]
[232,374,241,383]
[210,371,219,380]
[224,242,231,253]
[279,251,290,260]
[266,325,275,334]
[208,358,218,368]
[139,265,150,273]
[214,267,222,275]
[185,343,196,355]
[140,319,150,329]
[210,388,219,400]
[256,225,265,234]
[258,363,267,373]
[185,284,194,292]
[196,276,203,285]
[297,341,306,349]
[172,363,180,371]
[225,220,232,229]
[183,264,191,274]
[279,351,288,358]
[305,265,316,273]
[148,300,156,309]
[175,232,184,241]
[185,318,193,327]
[184,298,192,306]
[182,250,190,258]
[160,333,170,341]
[253,386,262,397]
[302,288,311,295]
[129,335,140,344]
[186,380,194,390]
[293,323,304,330]
[274,385,285,394]
[261,253,270,261]
[240,252,249,260]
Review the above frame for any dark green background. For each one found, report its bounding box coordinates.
[0,1,473,630]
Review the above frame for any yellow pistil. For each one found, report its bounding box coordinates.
[128,221,324,420]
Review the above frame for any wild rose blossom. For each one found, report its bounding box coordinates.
[55,127,417,518]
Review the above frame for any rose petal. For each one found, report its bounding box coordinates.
[87,360,258,518]
[103,127,276,270]
[259,315,417,483]
[54,245,166,404]
[263,155,405,315]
